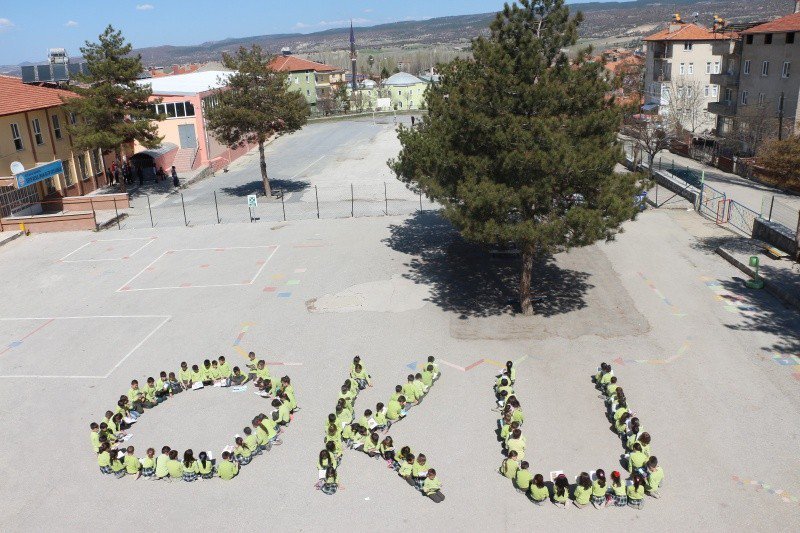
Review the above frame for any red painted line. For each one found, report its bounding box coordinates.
[263,286,277,292]
[464,358,485,372]
[0,319,56,356]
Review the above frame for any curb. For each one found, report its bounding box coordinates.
[715,246,800,311]
[0,230,23,248]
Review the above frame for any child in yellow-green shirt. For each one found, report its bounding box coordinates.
[141,448,156,478]
[423,469,444,503]
[123,446,141,478]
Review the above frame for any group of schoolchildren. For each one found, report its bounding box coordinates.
[495,361,665,509]
[90,352,297,482]
[316,356,445,503]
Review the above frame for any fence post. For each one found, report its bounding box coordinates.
[419,191,423,211]
[214,191,220,223]
[91,202,98,231]
[281,189,286,221]
[114,197,121,230]
[315,185,320,219]
[180,193,188,226]
[655,183,659,206]
[768,195,775,221]
[351,184,354,217]
[249,206,253,222]
[384,182,388,215]
[146,194,154,228]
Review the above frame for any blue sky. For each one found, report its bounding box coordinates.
[0,0,624,64]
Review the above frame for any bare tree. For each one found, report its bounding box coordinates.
[724,102,782,156]
[624,115,672,175]
[665,79,709,139]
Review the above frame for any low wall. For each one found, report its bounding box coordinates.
[63,193,130,212]
[753,218,798,257]
[2,211,96,233]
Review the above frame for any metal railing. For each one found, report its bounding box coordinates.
[116,182,439,230]
[761,195,799,236]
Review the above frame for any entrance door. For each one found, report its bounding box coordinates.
[178,124,197,149]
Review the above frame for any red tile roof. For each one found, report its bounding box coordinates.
[269,56,338,73]
[643,23,736,42]
[742,13,800,34]
[0,75,77,116]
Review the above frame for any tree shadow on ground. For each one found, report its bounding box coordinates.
[714,276,800,354]
[688,234,755,256]
[219,179,310,197]
[383,211,593,319]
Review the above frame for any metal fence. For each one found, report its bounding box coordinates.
[117,182,440,230]
[727,199,761,236]
[698,183,727,222]
[761,195,800,236]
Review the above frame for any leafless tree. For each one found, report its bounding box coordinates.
[665,79,709,139]
[624,114,672,175]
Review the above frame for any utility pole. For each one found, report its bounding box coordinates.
[349,21,358,92]
[778,91,785,141]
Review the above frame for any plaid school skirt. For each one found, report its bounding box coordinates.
[141,467,155,477]
[99,466,112,475]
[183,471,198,482]
[613,493,627,506]
[237,454,253,466]
[591,494,606,506]
[628,497,644,509]
[201,471,214,479]
[321,482,338,495]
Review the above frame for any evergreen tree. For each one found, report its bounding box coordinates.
[206,45,309,196]
[390,0,641,315]
[64,25,161,192]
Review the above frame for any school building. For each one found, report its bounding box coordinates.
[0,75,125,232]
[133,70,255,176]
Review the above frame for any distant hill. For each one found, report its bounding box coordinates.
[1,0,792,73]
[131,0,791,66]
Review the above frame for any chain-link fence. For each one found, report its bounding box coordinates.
[117,182,439,230]
[761,195,800,237]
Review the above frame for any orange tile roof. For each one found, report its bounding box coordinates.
[269,56,338,73]
[742,12,800,34]
[0,75,77,116]
[643,23,736,42]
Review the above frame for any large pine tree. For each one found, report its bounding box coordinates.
[391,0,640,315]
[205,45,309,196]
[64,25,162,192]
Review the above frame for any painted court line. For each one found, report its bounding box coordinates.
[0,318,55,356]
[117,246,278,292]
[60,237,156,263]
[638,272,686,317]
[0,315,171,379]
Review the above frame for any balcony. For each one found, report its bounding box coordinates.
[652,61,672,82]
[708,101,737,117]
[710,72,739,86]
[651,43,673,60]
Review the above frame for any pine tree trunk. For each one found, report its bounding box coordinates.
[258,140,271,196]
[520,245,535,316]
[116,148,126,194]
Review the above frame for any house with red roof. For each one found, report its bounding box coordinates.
[643,16,739,136]
[268,53,344,110]
[0,75,112,222]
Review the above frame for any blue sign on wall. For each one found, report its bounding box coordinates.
[15,160,65,188]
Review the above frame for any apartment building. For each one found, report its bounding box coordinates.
[0,76,106,217]
[643,20,737,136]
[268,54,344,111]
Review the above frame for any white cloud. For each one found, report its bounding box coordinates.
[363,8,373,13]
[0,18,14,32]
[294,18,371,30]
[136,3,154,10]
[65,20,79,27]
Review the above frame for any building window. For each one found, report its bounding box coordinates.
[10,123,23,151]
[688,63,694,75]
[63,160,75,186]
[741,90,749,105]
[713,61,720,74]
[706,61,711,74]
[762,61,770,76]
[724,88,732,103]
[52,115,62,140]
[744,60,751,75]
[683,41,693,51]
[764,34,773,45]
[152,102,196,119]
[32,118,44,145]
[77,154,88,180]
[679,63,685,75]
[306,89,310,96]
[746,35,754,45]
[758,93,765,104]
[704,85,710,97]
[91,149,102,175]
[711,85,718,98]
[69,112,77,125]
[787,32,796,44]
[783,61,791,78]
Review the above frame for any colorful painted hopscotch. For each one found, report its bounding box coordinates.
[263,268,306,298]
[405,354,530,373]
[638,272,686,317]
[761,351,800,382]
[702,277,760,315]
[613,342,690,366]
[732,475,800,505]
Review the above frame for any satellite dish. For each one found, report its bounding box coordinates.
[10,161,24,175]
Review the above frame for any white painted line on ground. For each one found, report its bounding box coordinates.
[0,315,172,321]
[60,237,158,263]
[287,155,326,181]
[0,374,106,379]
[58,242,92,262]
[103,315,171,378]
[248,245,279,284]
[116,250,168,292]
[126,238,157,258]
